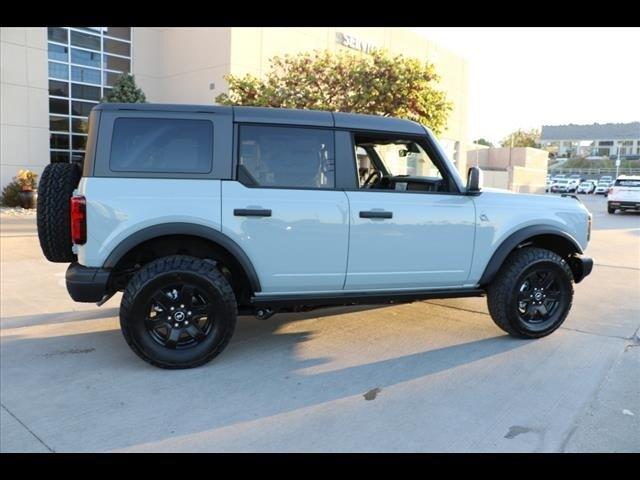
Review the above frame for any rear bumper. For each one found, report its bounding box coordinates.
[568,255,593,284]
[66,263,111,302]
[608,200,640,209]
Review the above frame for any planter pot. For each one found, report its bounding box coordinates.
[19,190,37,209]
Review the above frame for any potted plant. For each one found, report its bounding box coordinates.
[16,169,38,209]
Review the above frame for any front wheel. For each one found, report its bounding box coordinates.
[607,204,616,214]
[120,255,237,369]
[487,247,574,338]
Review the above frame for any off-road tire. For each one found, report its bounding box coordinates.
[36,162,81,262]
[120,255,237,369]
[487,247,574,338]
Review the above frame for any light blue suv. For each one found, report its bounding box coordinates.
[36,104,593,369]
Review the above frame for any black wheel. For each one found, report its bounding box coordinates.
[36,163,81,262]
[607,204,616,214]
[487,247,573,338]
[120,255,237,369]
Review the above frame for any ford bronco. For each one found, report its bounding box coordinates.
[36,104,593,369]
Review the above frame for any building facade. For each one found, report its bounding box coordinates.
[1,27,470,189]
[540,122,640,158]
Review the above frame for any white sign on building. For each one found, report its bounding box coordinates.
[335,32,377,54]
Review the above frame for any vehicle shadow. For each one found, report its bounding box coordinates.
[1,307,121,330]
[0,303,527,452]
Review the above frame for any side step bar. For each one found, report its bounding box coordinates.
[250,288,485,310]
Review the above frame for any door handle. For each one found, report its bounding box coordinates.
[234,208,272,217]
[359,210,393,219]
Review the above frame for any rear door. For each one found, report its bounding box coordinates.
[222,124,349,294]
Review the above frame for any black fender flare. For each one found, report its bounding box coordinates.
[103,223,261,293]
[478,225,583,287]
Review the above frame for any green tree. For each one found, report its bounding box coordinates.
[216,49,452,135]
[473,138,494,147]
[500,128,541,148]
[102,73,146,103]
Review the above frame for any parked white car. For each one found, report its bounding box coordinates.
[594,181,610,195]
[551,178,579,193]
[576,181,596,194]
[608,175,640,214]
[599,175,613,184]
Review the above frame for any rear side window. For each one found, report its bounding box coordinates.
[238,125,334,189]
[110,118,213,173]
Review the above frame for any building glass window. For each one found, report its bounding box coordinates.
[71,66,101,85]
[72,135,88,150]
[48,62,68,80]
[103,71,123,87]
[50,116,69,132]
[70,30,101,50]
[71,100,98,117]
[71,83,101,102]
[50,151,70,163]
[71,48,101,68]
[104,38,131,57]
[47,27,67,44]
[47,27,132,162]
[49,80,69,97]
[104,27,131,40]
[49,97,69,115]
[72,118,89,134]
[48,43,68,62]
[103,55,130,73]
[50,134,70,150]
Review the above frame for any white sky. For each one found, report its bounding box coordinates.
[412,27,640,145]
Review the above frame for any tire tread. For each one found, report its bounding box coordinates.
[487,247,574,338]
[120,255,237,369]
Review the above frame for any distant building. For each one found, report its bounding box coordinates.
[540,122,640,158]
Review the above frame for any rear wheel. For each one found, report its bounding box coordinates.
[607,203,616,214]
[120,255,237,369]
[487,247,573,338]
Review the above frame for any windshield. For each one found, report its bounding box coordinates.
[372,142,442,178]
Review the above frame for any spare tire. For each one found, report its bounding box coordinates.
[37,163,82,262]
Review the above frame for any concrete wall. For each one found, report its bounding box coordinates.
[467,147,548,194]
[132,27,232,105]
[0,28,49,190]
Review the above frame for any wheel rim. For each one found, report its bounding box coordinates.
[516,267,563,325]
[144,283,214,350]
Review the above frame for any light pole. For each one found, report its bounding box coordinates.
[616,142,622,179]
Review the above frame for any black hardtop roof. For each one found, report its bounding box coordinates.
[93,103,426,135]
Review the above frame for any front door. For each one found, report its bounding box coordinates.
[344,134,476,290]
[222,125,349,294]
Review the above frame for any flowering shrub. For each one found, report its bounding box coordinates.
[16,169,38,191]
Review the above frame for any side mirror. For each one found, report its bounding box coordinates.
[467,166,483,193]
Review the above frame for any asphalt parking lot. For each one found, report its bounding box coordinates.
[1,194,638,453]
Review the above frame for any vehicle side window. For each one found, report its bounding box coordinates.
[110,118,213,173]
[238,125,335,189]
[353,133,451,193]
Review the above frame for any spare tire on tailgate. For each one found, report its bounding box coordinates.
[37,162,82,262]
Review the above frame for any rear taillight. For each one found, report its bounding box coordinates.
[70,195,86,245]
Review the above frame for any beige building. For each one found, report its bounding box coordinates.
[467,146,549,194]
[1,27,469,189]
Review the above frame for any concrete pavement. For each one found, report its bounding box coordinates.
[1,195,638,452]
